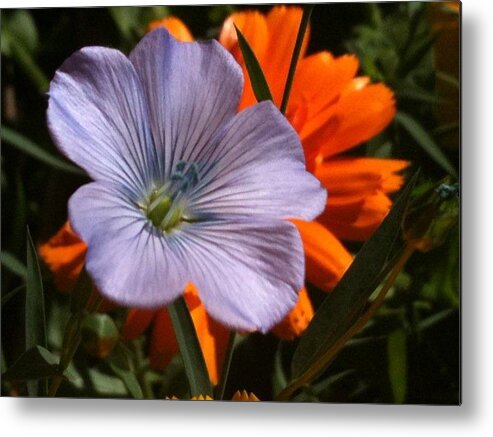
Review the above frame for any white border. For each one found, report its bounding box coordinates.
[2,0,493,436]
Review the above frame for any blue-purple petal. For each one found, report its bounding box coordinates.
[187,101,327,222]
[129,28,243,180]
[181,218,304,332]
[69,183,187,308]
[48,47,156,200]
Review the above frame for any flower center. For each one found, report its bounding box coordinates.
[141,161,199,233]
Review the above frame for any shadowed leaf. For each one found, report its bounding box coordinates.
[395,112,457,177]
[26,227,47,396]
[1,126,85,175]
[234,24,273,103]
[291,172,418,379]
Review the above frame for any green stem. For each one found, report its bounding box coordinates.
[276,243,416,401]
[215,331,237,400]
[279,4,314,115]
[48,314,82,397]
[7,32,49,93]
[168,296,213,397]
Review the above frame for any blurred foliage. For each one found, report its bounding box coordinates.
[1,3,459,403]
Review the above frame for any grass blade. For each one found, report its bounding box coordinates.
[280,4,313,114]
[168,296,213,397]
[291,172,418,380]
[395,111,457,177]
[234,25,273,103]
[1,126,85,175]
[1,251,27,279]
[26,227,47,396]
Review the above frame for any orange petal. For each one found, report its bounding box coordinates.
[292,52,359,124]
[320,191,395,241]
[263,6,310,106]
[315,157,409,199]
[219,10,269,110]
[319,82,396,158]
[220,6,309,109]
[147,16,193,41]
[38,222,87,292]
[291,219,353,292]
[271,287,314,340]
[185,287,229,386]
[122,309,157,340]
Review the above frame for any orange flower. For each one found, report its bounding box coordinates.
[40,6,408,384]
[218,6,407,300]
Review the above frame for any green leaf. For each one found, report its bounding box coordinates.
[280,4,313,114]
[4,10,39,54]
[1,126,85,175]
[2,346,60,382]
[1,251,27,279]
[168,296,213,397]
[70,265,93,315]
[26,227,47,396]
[395,112,457,177]
[88,368,128,396]
[291,172,418,379]
[395,85,442,105]
[387,329,407,403]
[398,33,437,76]
[80,313,119,359]
[108,344,144,400]
[1,284,26,307]
[234,25,273,103]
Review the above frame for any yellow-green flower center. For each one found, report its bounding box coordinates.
[144,191,184,232]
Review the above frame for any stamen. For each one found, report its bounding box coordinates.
[142,161,200,232]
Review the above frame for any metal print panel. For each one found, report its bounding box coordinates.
[1,2,460,404]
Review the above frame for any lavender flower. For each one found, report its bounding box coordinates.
[47,29,326,332]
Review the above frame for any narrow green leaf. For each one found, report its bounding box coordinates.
[1,284,26,307]
[1,251,27,279]
[395,112,457,177]
[234,25,273,103]
[436,71,459,89]
[398,33,437,76]
[1,126,85,175]
[272,342,288,396]
[108,345,144,400]
[168,296,213,397]
[387,329,407,403]
[70,265,93,315]
[26,227,47,396]
[291,172,418,379]
[2,346,60,382]
[1,10,39,56]
[396,85,442,105]
[109,363,144,399]
[280,4,314,114]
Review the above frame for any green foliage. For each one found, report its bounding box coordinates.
[168,297,213,397]
[26,227,47,396]
[287,173,417,393]
[1,126,84,175]
[234,25,273,102]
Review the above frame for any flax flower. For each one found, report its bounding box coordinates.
[41,7,407,382]
[47,27,325,332]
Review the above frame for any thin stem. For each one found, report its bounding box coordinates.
[216,331,237,400]
[276,243,415,401]
[48,314,82,397]
[168,296,213,397]
[279,4,314,114]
